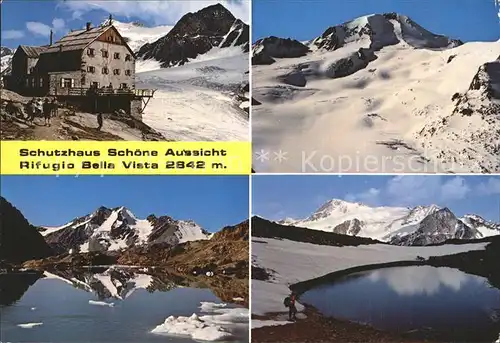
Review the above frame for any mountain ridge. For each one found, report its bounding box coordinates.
[136,3,249,68]
[36,205,212,255]
[274,199,500,246]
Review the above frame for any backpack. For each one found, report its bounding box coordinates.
[283,296,291,308]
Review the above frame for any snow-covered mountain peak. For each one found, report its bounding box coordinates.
[308,199,368,221]
[40,206,211,254]
[136,3,248,68]
[277,200,500,246]
[312,13,463,52]
[402,204,441,225]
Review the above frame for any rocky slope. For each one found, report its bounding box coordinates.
[136,3,249,68]
[39,206,211,254]
[117,219,249,274]
[0,197,53,263]
[0,89,168,141]
[276,199,500,246]
[417,55,500,172]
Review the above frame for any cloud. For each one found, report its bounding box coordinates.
[26,18,67,37]
[476,177,500,195]
[2,30,25,39]
[346,176,472,208]
[386,176,443,206]
[440,177,470,201]
[345,188,381,205]
[58,0,250,25]
[52,18,66,32]
[254,201,291,221]
[26,22,52,36]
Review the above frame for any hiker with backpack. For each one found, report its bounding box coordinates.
[42,98,52,126]
[25,100,35,124]
[97,112,103,131]
[284,292,298,321]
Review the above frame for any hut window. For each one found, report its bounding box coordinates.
[102,67,109,74]
[39,78,43,87]
[125,69,131,76]
[61,78,74,88]
[114,52,120,59]
[87,66,95,73]
[119,83,127,89]
[113,69,120,75]
[102,50,109,58]
[92,82,99,88]
[125,54,131,61]
[29,67,35,74]
[87,48,95,56]
[25,78,30,87]
[31,78,35,87]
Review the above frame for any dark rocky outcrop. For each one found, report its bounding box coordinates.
[277,71,307,87]
[252,36,310,65]
[331,218,364,236]
[322,48,377,79]
[136,4,249,68]
[252,216,380,247]
[0,196,53,263]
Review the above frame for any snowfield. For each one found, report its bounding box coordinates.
[251,236,488,326]
[252,15,500,173]
[137,48,249,142]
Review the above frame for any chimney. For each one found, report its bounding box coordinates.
[108,14,113,25]
[86,22,92,31]
[50,30,53,45]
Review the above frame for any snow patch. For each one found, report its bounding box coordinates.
[17,323,43,328]
[88,300,114,307]
[152,302,248,341]
[151,314,232,341]
[251,320,290,329]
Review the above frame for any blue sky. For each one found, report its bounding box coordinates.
[1,0,250,48]
[1,176,249,231]
[253,0,499,42]
[252,176,500,222]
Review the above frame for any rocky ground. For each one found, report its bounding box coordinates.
[252,306,426,343]
[0,89,168,141]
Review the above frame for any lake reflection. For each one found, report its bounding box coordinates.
[0,267,248,343]
[301,266,500,342]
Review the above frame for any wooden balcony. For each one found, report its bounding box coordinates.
[56,87,156,98]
